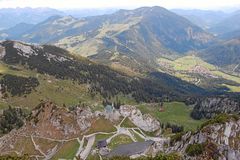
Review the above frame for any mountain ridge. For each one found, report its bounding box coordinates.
[0,6,214,73]
[0,7,64,29]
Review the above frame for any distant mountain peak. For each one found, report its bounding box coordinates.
[0,7,64,28]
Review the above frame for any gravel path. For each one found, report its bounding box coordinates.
[80,135,95,160]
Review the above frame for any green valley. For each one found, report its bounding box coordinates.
[157,55,240,91]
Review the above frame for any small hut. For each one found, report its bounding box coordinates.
[97,139,107,149]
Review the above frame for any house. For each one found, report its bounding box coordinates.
[107,140,155,158]
[97,139,107,149]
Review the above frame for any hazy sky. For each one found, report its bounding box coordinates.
[0,0,240,10]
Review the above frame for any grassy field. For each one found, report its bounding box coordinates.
[137,102,205,131]
[86,117,116,134]
[157,55,240,92]
[34,137,60,154]
[222,84,240,92]
[120,117,137,128]
[0,74,104,108]
[14,136,40,155]
[113,94,138,106]
[0,62,35,77]
[0,101,8,109]
[93,133,114,148]
[0,62,103,108]
[108,134,133,149]
[130,130,145,142]
[174,55,216,70]
[88,154,101,160]
[52,140,79,160]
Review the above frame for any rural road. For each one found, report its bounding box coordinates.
[80,135,96,160]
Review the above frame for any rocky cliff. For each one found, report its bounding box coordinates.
[168,114,240,160]
[119,105,160,132]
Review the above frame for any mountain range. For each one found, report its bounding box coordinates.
[173,9,240,37]
[0,7,64,29]
[209,11,240,35]
[0,6,240,90]
[0,5,240,160]
[0,7,118,30]
[0,6,214,72]
[171,9,228,29]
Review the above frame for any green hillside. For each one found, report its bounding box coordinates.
[0,41,210,110]
[0,62,104,109]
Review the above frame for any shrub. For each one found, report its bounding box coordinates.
[200,113,239,129]
[185,143,204,156]
[0,106,28,135]
[155,153,182,160]
[170,132,185,145]
[0,154,30,160]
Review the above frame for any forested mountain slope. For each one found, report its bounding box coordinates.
[0,41,208,108]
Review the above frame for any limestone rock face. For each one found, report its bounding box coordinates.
[168,118,240,160]
[119,105,160,132]
[13,41,38,58]
[0,41,71,64]
[75,107,94,131]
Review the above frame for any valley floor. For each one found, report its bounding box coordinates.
[157,55,240,92]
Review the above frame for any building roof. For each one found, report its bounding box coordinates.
[107,140,154,157]
[97,139,107,148]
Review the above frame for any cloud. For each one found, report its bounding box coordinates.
[0,0,239,9]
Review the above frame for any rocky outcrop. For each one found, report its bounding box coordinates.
[103,109,121,122]
[191,96,240,119]
[13,41,38,58]
[168,116,240,160]
[0,44,6,59]
[119,105,160,132]
[0,102,114,157]
[27,102,96,139]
